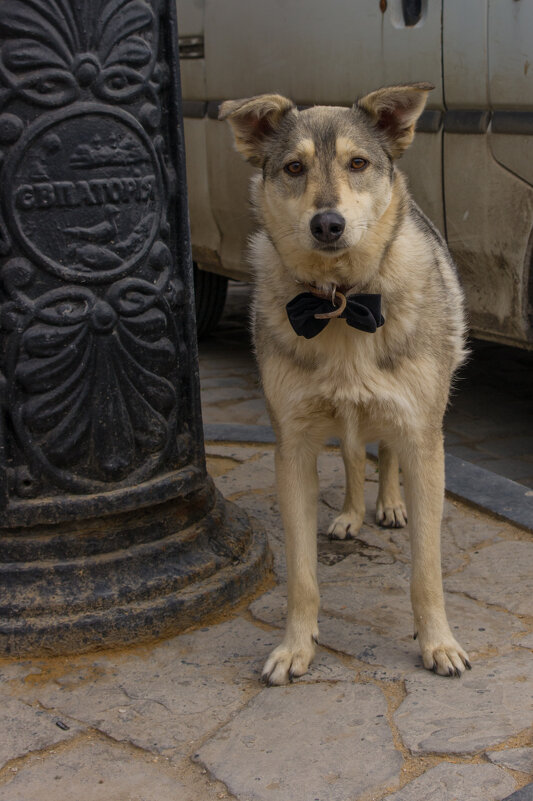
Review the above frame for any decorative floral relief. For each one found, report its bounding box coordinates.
[0,0,194,502]
[0,0,158,109]
[2,255,179,485]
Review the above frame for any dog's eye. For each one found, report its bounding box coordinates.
[284,161,304,175]
[350,157,368,171]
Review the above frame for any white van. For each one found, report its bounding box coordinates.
[177,0,533,348]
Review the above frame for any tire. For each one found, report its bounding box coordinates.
[192,263,228,338]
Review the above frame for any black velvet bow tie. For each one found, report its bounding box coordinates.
[286,288,385,339]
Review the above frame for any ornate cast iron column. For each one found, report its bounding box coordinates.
[0,0,269,656]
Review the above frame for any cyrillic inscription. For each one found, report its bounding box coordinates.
[15,176,156,209]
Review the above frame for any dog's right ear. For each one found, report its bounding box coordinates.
[356,83,434,158]
[218,94,295,167]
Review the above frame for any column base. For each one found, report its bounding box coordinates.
[0,485,271,657]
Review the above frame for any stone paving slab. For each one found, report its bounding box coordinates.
[443,456,533,531]
[445,541,533,616]
[196,682,403,801]
[7,616,353,764]
[500,784,533,801]
[206,443,261,463]
[395,650,533,754]
[320,585,523,656]
[250,583,525,683]
[487,747,533,775]
[0,738,191,801]
[202,375,253,389]
[472,457,533,484]
[444,411,516,442]
[382,763,516,801]
[9,618,269,759]
[446,443,488,462]
[478,436,533,461]
[318,614,423,679]
[2,439,532,801]
[0,697,84,770]
[250,590,424,681]
[212,450,276,497]
[202,385,263,403]
[398,501,506,560]
[515,633,533,650]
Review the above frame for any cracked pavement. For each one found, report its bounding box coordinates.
[1,442,532,801]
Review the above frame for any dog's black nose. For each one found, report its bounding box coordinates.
[310,211,346,244]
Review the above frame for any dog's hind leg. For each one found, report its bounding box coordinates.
[376,441,407,528]
[261,429,323,686]
[399,430,470,676]
[328,435,366,540]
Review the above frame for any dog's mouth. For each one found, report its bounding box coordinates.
[313,242,348,254]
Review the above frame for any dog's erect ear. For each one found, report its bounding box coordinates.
[218,94,296,166]
[356,83,434,158]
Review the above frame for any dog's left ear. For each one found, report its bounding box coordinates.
[219,94,296,167]
[356,83,434,158]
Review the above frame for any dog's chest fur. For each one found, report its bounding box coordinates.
[250,217,465,434]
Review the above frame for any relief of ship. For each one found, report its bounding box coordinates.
[70,133,150,168]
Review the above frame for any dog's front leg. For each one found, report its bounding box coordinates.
[262,439,320,685]
[400,430,470,676]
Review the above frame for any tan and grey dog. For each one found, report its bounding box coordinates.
[220,84,471,685]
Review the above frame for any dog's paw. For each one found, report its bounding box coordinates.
[376,498,407,528]
[328,511,364,540]
[261,637,317,686]
[417,633,471,677]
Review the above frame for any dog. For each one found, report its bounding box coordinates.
[219,84,471,685]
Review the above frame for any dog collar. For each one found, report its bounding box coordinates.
[286,283,384,339]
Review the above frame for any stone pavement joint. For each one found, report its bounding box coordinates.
[1,440,532,801]
[382,763,516,801]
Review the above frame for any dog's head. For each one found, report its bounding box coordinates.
[219,84,432,280]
